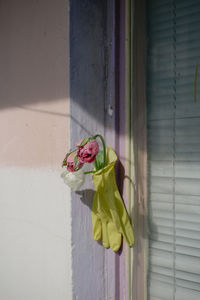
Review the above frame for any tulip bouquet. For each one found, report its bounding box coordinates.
[61,135,105,191]
[61,135,134,252]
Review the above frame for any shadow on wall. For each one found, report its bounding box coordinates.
[0,0,70,109]
[0,0,107,170]
[70,0,108,133]
[0,0,107,128]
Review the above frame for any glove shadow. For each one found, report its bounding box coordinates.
[75,189,95,210]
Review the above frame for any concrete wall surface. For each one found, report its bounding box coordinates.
[0,1,72,299]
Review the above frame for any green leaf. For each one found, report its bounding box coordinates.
[74,155,79,169]
[79,138,90,147]
[78,137,94,147]
[62,150,76,167]
[62,153,70,167]
[95,150,104,171]
[62,159,67,167]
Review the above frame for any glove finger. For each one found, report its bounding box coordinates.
[110,208,134,247]
[102,222,110,249]
[120,219,134,247]
[107,222,122,252]
[92,212,102,241]
[112,190,134,247]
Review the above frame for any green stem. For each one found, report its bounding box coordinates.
[93,134,106,168]
[84,170,96,174]
[94,158,98,171]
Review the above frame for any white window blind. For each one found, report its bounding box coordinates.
[147,0,200,299]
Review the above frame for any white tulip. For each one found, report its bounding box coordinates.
[61,169,85,191]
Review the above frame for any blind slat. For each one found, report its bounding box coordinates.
[147,0,200,298]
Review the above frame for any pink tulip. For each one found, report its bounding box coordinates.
[66,151,83,172]
[77,140,99,163]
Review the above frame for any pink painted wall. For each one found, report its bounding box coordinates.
[0,101,69,168]
[0,0,69,168]
[0,1,72,299]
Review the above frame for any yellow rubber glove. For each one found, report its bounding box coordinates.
[92,146,134,252]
